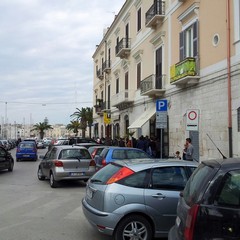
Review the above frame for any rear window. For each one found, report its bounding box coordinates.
[90,164,121,184]
[183,163,216,206]
[59,149,91,159]
[19,143,35,149]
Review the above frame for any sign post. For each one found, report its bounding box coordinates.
[156,99,168,158]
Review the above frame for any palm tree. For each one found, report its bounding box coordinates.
[31,122,53,139]
[70,107,93,138]
[66,120,81,136]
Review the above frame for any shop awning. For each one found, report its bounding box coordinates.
[128,107,156,129]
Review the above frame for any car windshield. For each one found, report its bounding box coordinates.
[59,149,91,159]
[90,163,121,184]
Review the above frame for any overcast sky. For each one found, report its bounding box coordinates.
[0,0,125,126]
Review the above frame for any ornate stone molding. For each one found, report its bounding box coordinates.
[132,49,143,63]
[150,31,166,47]
[178,3,200,24]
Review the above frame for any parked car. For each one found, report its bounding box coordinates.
[16,141,38,161]
[37,145,96,188]
[75,143,102,149]
[0,146,14,172]
[94,146,152,170]
[169,157,240,240]
[68,137,98,145]
[82,159,198,239]
[88,145,106,159]
[36,140,45,149]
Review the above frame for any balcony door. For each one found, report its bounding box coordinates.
[155,47,162,89]
[125,23,129,48]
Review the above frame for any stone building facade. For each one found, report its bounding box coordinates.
[92,0,240,160]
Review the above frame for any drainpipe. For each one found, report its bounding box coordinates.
[226,0,233,157]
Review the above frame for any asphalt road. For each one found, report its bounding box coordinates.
[0,147,167,240]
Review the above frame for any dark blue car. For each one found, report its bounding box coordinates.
[16,141,38,161]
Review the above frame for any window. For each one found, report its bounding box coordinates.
[180,20,198,60]
[137,8,142,32]
[119,170,148,188]
[125,72,129,90]
[238,107,240,132]
[137,62,141,89]
[216,170,240,207]
[116,78,119,94]
[151,167,187,190]
[234,0,240,42]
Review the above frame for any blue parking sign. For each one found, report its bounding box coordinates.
[156,99,168,112]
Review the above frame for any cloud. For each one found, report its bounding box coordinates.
[0,0,125,125]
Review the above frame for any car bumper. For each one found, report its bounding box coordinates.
[53,168,95,181]
[16,153,37,160]
[82,198,122,236]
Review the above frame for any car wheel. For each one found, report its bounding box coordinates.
[8,161,14,172]
[16,158,20,162]
[37,167,45,180]
[49,172,58,188]
[114,215,153,240]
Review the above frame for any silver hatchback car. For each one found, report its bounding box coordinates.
[37,145,96,188]
[82,159,198,240]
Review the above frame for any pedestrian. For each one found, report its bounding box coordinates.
[183,138,194,161]
[175,151,181,160]
[182,144,187,160]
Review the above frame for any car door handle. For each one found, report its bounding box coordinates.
[152,193,166,199]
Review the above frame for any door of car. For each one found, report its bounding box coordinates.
[41,147,57,176]
[144,166,190,233]
[197,169,240,239]
[0,147,8,169]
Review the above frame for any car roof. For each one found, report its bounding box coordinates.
[201,158,240,170]
[52,145,88,150]
[112,158,199,171]
[104,146,145,150]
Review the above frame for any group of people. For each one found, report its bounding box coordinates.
[175,138,194,161]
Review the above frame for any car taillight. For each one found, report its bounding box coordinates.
[106,167,134,184]
[184,204,199,240]
[53,160,63,167]
[102,159,107,166]
[89,159,96,167]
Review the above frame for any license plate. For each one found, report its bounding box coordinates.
[23,155,30,157]
[86,188,93,198]
[70,172,85,176]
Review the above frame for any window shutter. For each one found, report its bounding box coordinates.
[137,62,141,89]
[193,20,199,58]
[179,31,185,61]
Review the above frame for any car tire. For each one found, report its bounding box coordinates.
[16,158,20,162]
[37,168,45,180]
[8,161,14,172]
[49,172,58,188]
[114,214,153,240]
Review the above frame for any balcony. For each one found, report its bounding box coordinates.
[146,0,165,29]
[115,38,131,59]
[140,74,166,98]
[102,101,111,112]
[102,60,111,73]
[170,57,200,86]
[96,68,104,80]
[111,90,134,111]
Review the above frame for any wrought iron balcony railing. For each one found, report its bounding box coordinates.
[140,74,166,97]
[115,38,131,59]
[102,60,111,73]
[96,68,104,80]
[146,0,165,28]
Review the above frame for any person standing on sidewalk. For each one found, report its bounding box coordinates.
[183,138,194,161]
